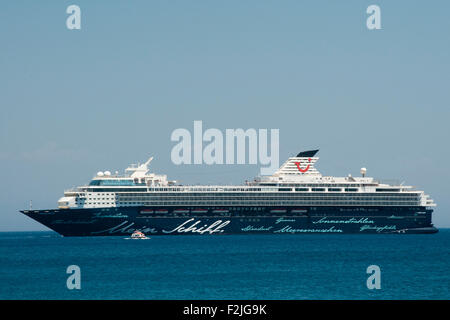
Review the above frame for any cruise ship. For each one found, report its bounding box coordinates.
[20,150,438,236]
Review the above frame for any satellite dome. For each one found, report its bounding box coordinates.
[97,171,104,176]
[360,167,367,177]
[104,171,111,176]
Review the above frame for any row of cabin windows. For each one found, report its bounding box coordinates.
[115,195,418,200]
[87,192,412,198]
[114,200,419,205]
[84,188,402,194]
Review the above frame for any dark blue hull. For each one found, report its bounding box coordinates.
[20,206,438,236]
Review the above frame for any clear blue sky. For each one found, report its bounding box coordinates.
[1,1,449,230]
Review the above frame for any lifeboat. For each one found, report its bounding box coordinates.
[173,209,190,214]
[291,209,307,214]
[213,209,229,214]
[191,208,208,214]
[270,209,287,214]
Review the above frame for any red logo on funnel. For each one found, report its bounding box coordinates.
[295,158,311,173]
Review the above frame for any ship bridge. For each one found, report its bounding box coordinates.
[87,157,175,187]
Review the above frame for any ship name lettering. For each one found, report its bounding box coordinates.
[274,226,343,233]
[91,221,157,235]
[313,217,374,224]
[360,225,397,232]
[275,218,295,224]
[242,225,273,232]
[163,218,230,234]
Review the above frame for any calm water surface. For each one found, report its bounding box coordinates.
[0,230,449,299]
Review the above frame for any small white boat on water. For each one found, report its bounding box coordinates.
[129,230,149,239]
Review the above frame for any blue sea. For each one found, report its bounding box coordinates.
[0,230,449,300]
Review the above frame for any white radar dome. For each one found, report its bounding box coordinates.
[104,171,111,176]
[360,167,367,177]
[97,171,104,176]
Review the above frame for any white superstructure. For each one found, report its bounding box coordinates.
[57,151,436,209]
